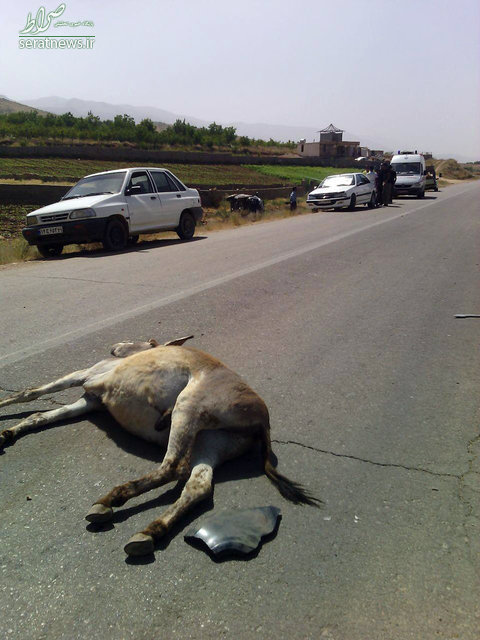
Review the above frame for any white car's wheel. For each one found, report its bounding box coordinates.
[176,212,196,240]
[103,219,128,251]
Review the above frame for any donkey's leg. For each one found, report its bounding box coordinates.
[124,462,213,555]
[0,369,92,409]
[86,390,202,524]
[0,358,119,410]
[0,394,101,448]
[85,455,181,524]
[124,431,254,556]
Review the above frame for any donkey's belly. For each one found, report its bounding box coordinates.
[83,363,189,446]
[105,395,170,446]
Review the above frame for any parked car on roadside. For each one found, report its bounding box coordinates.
[307,172,376,211]
[22,167,203,257]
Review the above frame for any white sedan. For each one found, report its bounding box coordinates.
[307,172,376,211]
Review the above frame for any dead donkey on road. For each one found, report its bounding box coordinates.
[0,335,320,556]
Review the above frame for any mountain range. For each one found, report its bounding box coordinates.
[0,96,50,117]
[20,95,377,148]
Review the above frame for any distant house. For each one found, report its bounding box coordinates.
[297,124,362,159]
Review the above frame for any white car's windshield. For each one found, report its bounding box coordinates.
[392,162,422,175]
[63,171,127,200]
[321,175,355,187]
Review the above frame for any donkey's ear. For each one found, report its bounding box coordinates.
[148,339,159,347]
[163,335,194,347]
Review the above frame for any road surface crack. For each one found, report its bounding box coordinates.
[458,432,480,567]
[272,438,460,479]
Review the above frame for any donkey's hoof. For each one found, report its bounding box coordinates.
[0,430,13,449]
[124,533,154,556]
[85,503,113,523]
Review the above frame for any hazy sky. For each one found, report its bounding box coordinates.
[1,0,479,159]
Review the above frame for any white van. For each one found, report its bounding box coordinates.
[390,153,426,198]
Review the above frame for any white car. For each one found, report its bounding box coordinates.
[307,172,376,211]
[22,167,203,257]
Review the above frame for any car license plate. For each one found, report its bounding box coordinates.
[39,226,63,236]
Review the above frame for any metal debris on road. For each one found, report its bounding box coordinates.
[184,506,281,557]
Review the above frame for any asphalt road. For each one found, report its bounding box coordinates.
[1,182,479,639]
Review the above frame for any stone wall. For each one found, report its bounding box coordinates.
[0,183,69,205]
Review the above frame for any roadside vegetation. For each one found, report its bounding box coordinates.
[202,198,311,230]
[0,111,295,154]
[0,236,38,264]
[0,204,40,264]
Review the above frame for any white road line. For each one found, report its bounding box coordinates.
[1,184,477,366]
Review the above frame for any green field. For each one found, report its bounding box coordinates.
[0,159,285,186]
[245,164,357,184]
[0,158,357,186]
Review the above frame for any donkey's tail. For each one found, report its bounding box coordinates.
[261,424,322,507]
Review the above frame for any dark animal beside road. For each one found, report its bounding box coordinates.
[226,193,264,214]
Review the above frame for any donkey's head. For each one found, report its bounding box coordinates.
[110,339,159,358]
[110,335,194,358]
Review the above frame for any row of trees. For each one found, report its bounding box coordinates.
[0,110,292,149]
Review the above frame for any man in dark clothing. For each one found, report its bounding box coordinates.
[388,166,396,203]
[376,162,386,206]
[382,162,393,206]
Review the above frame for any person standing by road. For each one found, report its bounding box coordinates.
[366,165,377,185]
[376,162,386,207]
[290,186,297,211]
[388,164,396,203]
[382,162,393,206]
